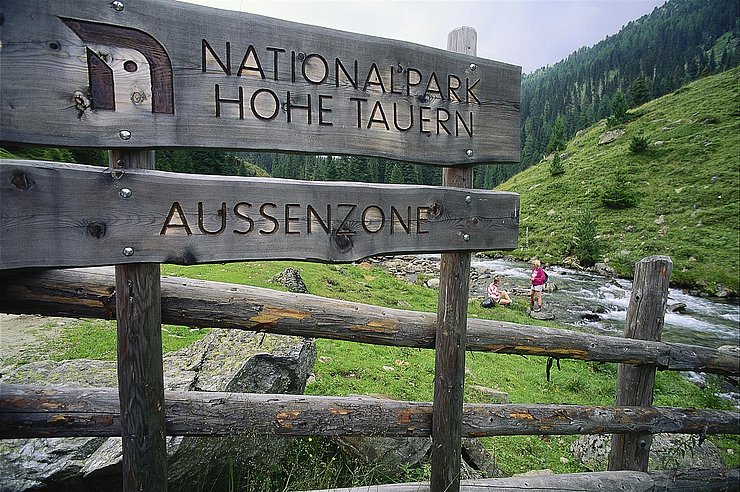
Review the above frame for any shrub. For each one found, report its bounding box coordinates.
[629,133,650,153]
[571,208,601,267]
[608,90,629,125]
[549,153,565,176]
[601,172,638,209]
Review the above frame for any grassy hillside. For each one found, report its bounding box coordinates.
[497,67,740,296]
[16,259,736,488]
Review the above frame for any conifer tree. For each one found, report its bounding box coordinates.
[609,90,629,124]
[547,116,567,154]
[388,163,404,184]
[628,74,652,107]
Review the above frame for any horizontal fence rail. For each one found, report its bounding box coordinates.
[297,469,740,492]
[2,385,738,439]
[0,267,737,376]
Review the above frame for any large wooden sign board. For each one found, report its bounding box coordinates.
[0,0,520,166]
[0,160,519,269]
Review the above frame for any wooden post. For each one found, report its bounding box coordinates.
[431,26,476,492]
[608,256,673,472]
[110,149,168,491]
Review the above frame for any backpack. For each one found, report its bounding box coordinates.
[543,271,549,284]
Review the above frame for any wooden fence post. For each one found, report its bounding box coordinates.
[110,149,168,491]
[430,26,477,492]
[608,255,673,472]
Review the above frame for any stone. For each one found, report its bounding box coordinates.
[335,398,501,478]
[461,438,500,478]
[598,128,625,145]
[668,302,687,314]
[593,262,616,277]
[570,434,724,471]
[530,310,555,320]
[336,435,431,474]
[425,277,440,289]
[714,283,733,298]
[0,329,315,492]
[471,385,509,403]
[269,267,309,293]
[581,313,602,322]
[718,345,740,356]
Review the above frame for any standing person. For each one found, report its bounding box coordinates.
[530,259,546,312]
[487,276,512,306]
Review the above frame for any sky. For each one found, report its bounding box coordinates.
[183,0,666,74]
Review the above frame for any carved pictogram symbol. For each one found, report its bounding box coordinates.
[61,17,174,114]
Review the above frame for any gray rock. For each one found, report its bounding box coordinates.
[530,311,555,320]
[471,385,509,403]
[714,283,733,298]
[425,277,440,289]
[598,128,625,145]
[269,267,309,293]
[570,434,723,471]
[337,435,431,473]
[0,330,315,492]
[593,262,616,277]
[461,438,501,478]
[668,302,687,314]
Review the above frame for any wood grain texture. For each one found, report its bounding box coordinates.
[608,256,673,473]
[430,27,478,492]
[0,0,520,165]
[0,160,519,269]
[110,149,168,492]
[0,267,737,376]
[432,166,473,492]
[2,385,737,439]
[297,469,740,492]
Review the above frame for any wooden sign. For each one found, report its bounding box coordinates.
[0,160,519,269]
[0,0,520,166]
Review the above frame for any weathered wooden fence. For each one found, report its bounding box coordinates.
[1,258,739,491]
[0,0,738,491]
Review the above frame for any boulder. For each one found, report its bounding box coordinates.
[336,435,431,473]
[598,128,625,145]
[335,435,500,479]
[471,385,509,403]
[668,302,687,314]
[269,267,309,293]
[570,434,723,471]
[425,278,440,289]
[714,283,734,298]
[0,329,315,492]
[593,262,616,277]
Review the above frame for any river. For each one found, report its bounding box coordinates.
[469,258,740,350]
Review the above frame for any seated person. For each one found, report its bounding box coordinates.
[487,276,512,306]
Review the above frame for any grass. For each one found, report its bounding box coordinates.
[3,68,738,488]
[496,67,740,296]
[29,259,738,486]
[42,319,210,361]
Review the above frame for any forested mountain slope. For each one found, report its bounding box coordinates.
[495,67,740,296]
[479,0,740,189]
